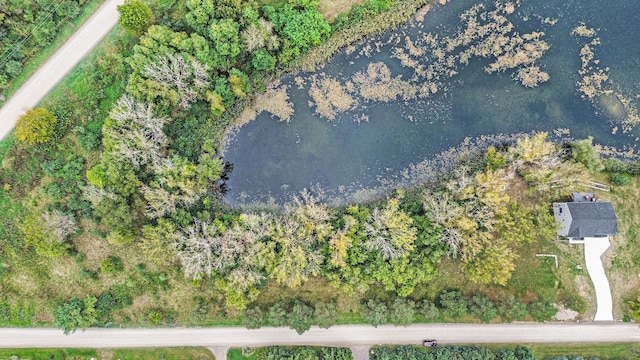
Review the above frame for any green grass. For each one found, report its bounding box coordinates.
[0,348,97,359]
[1,0,108,102]
[527,342,640,359]
[111,347,215,360]
[228,348,259,360]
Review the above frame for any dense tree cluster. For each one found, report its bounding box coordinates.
[0,0,86,92]
[370,345,535,360]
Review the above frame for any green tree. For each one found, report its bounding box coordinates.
[252,48,276,71]
[117,0,154,36]
[55,296,98,335]
[288,300,314,334]
[528,295,557,322]
[417,299,440,320]
[468,293,497,323]
[267,301,288,327]
[243,306,266,329]
[388,298,415,326]
[314,301,338,329]
[268,1,330,60]
[15,108,57,144]
[56,298,84,335]
[439,290,468,319]
[571,136,603,171]
[208,19,242,70]
[360,299,388,327]
[498,295,527,322]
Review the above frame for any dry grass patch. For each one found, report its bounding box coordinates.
[318,0,368,22]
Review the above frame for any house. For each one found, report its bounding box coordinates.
[552,192,618,244]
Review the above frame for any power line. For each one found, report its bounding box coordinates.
[0,0,69,72]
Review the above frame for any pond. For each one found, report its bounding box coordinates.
[222,0,640,205]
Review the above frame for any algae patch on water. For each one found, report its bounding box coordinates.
[573,23,640,132]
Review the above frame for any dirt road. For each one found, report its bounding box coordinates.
[1,323,638,348]
[0,0,123,141]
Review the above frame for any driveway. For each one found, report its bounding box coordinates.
[583,237,614,321]
[0,0,124,141]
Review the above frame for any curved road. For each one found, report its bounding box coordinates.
[0,0,124,141]
[1,323,639,348]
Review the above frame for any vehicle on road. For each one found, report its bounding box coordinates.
[423,339,438,347]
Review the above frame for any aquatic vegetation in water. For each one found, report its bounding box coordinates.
[305,0,552,121]
[236,84,294,125]
[308,75,358,120]
[573,23,640,132]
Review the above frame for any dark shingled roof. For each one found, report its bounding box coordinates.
[566,202,617,238]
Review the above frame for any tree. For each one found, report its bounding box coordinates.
[288,300,314,334]
[22,212,71,258]
[243,306,266,329]
[15,108,57,144]
[252,48,276,71]
[142,54,210,109]
[55,296,98,335]
[140,219,179,266]
[104,96,169,171]
[388,298,415,326]
[314,301,338,329]
[418,299,440,320]
[571,136,603,171]
[468,293,497,323]
[268,1,330,60]
[56,298,83,335]
[117,0,154,36]
[439,290,468,319]
[498,295,527,322]
[267,301,288,327]
[364,197,417,261]
[528,295,557,322]
[360,299,388,327]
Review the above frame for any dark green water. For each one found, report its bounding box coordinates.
[222,0,640,205]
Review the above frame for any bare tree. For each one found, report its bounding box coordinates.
[364,199,417,261]
[439,227,464,259]
[143,54,210,109]
[41,211,78,243]
[422,191,463,226]
[106,96,169,170]
[174,221,222,280]
[81,185,116,207]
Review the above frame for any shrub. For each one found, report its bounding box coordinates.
[610,172,631,186]
[100,256,123,273]
[15,108,57,145]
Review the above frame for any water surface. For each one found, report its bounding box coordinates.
[223,0,640,205]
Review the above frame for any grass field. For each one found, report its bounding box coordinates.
[0,347,215,360]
